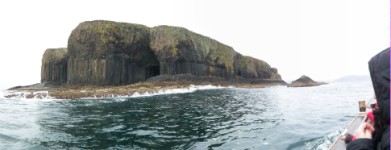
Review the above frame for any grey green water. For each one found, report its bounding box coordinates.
[0,80,372,149]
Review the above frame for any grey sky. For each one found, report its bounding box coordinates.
[0,0,389,89]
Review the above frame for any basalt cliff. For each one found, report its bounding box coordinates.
[41,20,284,86]
[8,20,285,99]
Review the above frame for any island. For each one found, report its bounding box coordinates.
[6,20,286,99]
[287,75,328,87]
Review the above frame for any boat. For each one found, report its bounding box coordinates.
[329,112,367,149]
[329,98,374,150]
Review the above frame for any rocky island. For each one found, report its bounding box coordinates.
[288,75,327,87]
[6,20,286,99]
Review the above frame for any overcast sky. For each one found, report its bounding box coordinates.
[0,0,389,89]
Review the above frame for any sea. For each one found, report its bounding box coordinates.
[0,79,373,150]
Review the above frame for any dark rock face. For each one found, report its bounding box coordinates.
[288,75,327,87]
[149,25,282,81]
[42,20,283,86]
[41,48,68,84]
[67,21,159,85]
[235,55,275,79]
[150,25,237,78]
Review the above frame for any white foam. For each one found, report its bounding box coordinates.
[83,84,229,100]
[2,90,55,100]
[2,85,230,100]
[134,84,228,97]
[308,129,342,150]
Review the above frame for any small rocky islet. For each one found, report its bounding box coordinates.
[8,20,288,99]
[288,75,328,87]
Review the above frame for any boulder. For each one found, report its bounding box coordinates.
[288,75,327,87]
[41,48,68,84]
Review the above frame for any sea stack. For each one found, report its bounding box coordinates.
[288,75,327,87]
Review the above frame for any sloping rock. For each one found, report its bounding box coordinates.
[235,55,279,79]
[288,75,327,87]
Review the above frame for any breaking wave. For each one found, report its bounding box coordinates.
[1,85,231,100]
[85,85,231,100]
[304,128,343,150]
[1,90,54,100]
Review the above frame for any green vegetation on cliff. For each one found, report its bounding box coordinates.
[42,48,67,62]
[68,20,151,59]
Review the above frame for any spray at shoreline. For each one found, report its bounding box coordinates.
[3,85,231,100]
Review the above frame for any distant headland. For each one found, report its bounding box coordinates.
[6,20,286,99]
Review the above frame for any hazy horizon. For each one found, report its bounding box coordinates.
[0,0,389,89]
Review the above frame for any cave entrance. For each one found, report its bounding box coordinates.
[145,65,160,79]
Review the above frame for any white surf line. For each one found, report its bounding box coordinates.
[2,90,55,100]
[82,84,231,100]
[2,85,232,100]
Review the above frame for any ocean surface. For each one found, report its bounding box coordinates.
[0,80,373,150]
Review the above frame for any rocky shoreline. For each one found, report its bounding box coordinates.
[5,75,286,99]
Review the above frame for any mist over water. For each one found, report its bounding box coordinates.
[0,80,372,149]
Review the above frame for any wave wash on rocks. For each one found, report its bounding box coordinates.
[41,20,283,86]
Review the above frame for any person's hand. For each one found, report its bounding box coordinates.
[365,108,372,114]
[354,122,375,139]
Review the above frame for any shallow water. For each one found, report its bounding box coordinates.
[0,80,372,149]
